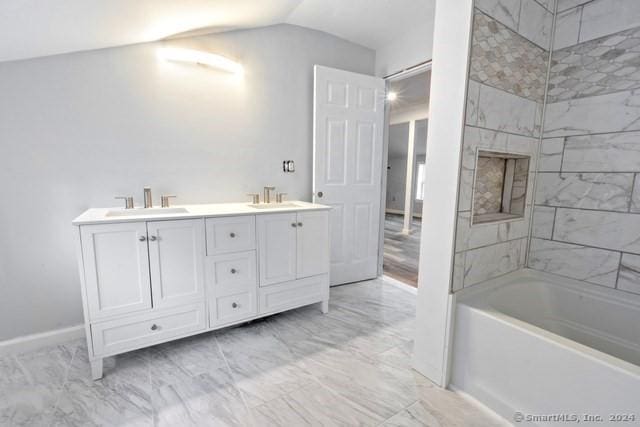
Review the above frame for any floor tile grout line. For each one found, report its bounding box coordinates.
[375,398,421,427]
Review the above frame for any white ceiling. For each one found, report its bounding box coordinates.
[286,0,434,50]
[389,70,431,112]
[0,0,433,63]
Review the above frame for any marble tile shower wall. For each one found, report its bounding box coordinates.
[530,0,640,295]
[452,0,554,291]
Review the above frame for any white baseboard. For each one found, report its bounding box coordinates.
[381,274,418,295]
[449,385,512,426]
[0,324,85,356]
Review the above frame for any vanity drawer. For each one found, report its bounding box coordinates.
[259,274,328,315]
[206,251,257,296]
[210,291,257,326]
[206,216,256,255]
[91,303,206,357]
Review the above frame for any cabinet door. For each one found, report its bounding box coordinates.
[147,219,205,309]
[296,211,330,279]
[80,222,152,320]
[257,213,297,286]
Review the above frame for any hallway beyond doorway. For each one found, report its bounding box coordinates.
[383,213,421,287]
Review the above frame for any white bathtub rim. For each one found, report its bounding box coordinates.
[457,268,640,311]
[458,302,640,378]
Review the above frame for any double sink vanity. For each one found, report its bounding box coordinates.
[73,193,330,379]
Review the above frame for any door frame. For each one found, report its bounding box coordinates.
[376,61,433,277]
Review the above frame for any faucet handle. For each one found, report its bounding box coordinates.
[115,196,134,209]
[276,193,287,203]
[247,193,260,204]
[161,195,176,208]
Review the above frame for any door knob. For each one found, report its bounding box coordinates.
[229,232,236,238]
[291,223,297,228]
[139,236,147,242]
[316,191,324,198]
[232,302,238,308]
[230,268,237,274]
[297,222,303,227]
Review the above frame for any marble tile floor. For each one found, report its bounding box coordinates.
[0,278,507,427]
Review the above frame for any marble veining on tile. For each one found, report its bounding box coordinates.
[579,0,640,46]
[563,131,640,172]
[618,253,640,294]
[470,11,549,102]
[529,238,621,287]
[535,172,635,212]
[463,238,526,287]
[532,205,556,239]
[554,208,640,254]
[476,82,539,136]
[548,24,640,103]
[543,88,640,137]
[475,0,522,33]
[0,278,506,426]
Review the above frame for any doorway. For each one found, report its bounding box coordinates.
[382,68,431,288]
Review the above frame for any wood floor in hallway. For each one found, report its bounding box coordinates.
[383,213,421,288]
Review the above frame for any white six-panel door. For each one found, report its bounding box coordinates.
[313,65,385,285]
[80,222,152,320]
[147,219,205,309]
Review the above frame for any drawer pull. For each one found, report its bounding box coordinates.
[229,232,236,238]
[232,302,238,308]
[291,223,297,228]
[297,222,303,227]
[149,235,157,241]
[230,268,237,274]
[139,235,147,242]
[150,324,159,331]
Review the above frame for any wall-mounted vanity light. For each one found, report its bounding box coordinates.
[157,47,243,75]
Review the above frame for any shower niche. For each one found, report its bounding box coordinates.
[472,150,530,225]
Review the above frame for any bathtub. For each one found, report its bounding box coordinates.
[451,269,640,426]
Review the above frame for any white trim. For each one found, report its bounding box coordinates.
[0,324,85,356]
[381,274,418,295]
[448,385,512,426]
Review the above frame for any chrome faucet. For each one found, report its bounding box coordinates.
[263,186,276,204]
[144,187,153,208]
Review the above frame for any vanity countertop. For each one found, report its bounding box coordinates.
[72,201,330,225]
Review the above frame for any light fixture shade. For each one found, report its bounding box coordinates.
[158,47,243,74]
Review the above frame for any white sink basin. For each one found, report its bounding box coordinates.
[106,207,189,217]
[249,203,300,210]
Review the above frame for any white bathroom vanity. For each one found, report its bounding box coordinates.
[72,201,330,379]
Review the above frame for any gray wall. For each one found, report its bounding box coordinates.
[451,0,554,291]
[0,24,374,341]
[529,0,640,296]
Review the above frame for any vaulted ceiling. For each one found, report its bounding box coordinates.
[0,0,434,63]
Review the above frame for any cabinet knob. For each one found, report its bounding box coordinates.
[291,223,297,228]
[297,222,303,227]
[150,324,158,331]
[149,235,157,241]
[232,302,238,308]
[230,268,237,274]
[229,232,236,238]
[139,235,147,242]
